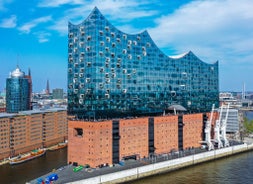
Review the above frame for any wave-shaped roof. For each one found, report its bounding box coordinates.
[69,7,217,65]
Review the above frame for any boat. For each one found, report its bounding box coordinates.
[9,149,46,165]
[48,142,67,151]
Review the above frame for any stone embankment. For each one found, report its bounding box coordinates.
[70,143,253,184]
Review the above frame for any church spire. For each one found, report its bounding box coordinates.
[46,79,50,95]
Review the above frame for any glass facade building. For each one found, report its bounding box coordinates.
[6,66,30,113]
[68,7,219,119]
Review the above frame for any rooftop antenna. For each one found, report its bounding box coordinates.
[16,54,20,68]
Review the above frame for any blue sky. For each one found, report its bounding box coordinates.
[0,0,253,92]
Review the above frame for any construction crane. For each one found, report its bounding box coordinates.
[204,104,215,150]
[221,104,230,147]
[214,105,223,149]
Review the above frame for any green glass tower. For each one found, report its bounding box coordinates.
[6,66,30,113]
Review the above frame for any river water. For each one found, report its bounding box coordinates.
[130,151,253,184]
[245,111,253,120]
[1,148,253,184]
[0,148,67,184]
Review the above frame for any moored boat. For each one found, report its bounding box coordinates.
[48,142,67,151]
[9,149,46,165]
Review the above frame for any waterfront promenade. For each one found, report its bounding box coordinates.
[29,142,252,184]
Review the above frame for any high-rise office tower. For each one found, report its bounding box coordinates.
[67,7,219,119]
[6,66,31,113]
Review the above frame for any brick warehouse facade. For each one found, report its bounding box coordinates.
[0,108,68,160]
[68,112,218,168]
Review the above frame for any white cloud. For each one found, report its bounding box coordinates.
[66,0,157,21]
[34,31,51,43]
[48,18,68,35]
[148,0,253,65]
[0,15,16,28]
[48,0,157,35]
[18,16,52,34]
[38,0,83,7]
[116,25,144,34]
[0,0,12,11]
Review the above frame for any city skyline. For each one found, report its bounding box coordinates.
[1,0,253,92]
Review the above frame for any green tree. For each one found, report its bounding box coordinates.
[243,117,253,133]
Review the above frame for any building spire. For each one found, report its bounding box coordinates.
[28,68,31,76]
[46,79,50,95]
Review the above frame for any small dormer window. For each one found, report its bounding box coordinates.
[100,67,104,73]
[87,36,91,41]
[111,73,116,78]
[69,32,73,38]
[86,78,91,83]
[79,42,84,47]
[86,62,91,67]
[105,78,110,83]
[86,46,91,52]
[68,43,73,48]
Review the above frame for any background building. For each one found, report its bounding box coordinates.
[67,7,219,119]
[6,66,31,113]
[0,108,67,160]
[52,88,64,99]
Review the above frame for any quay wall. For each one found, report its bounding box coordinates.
[69,143,253,184]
